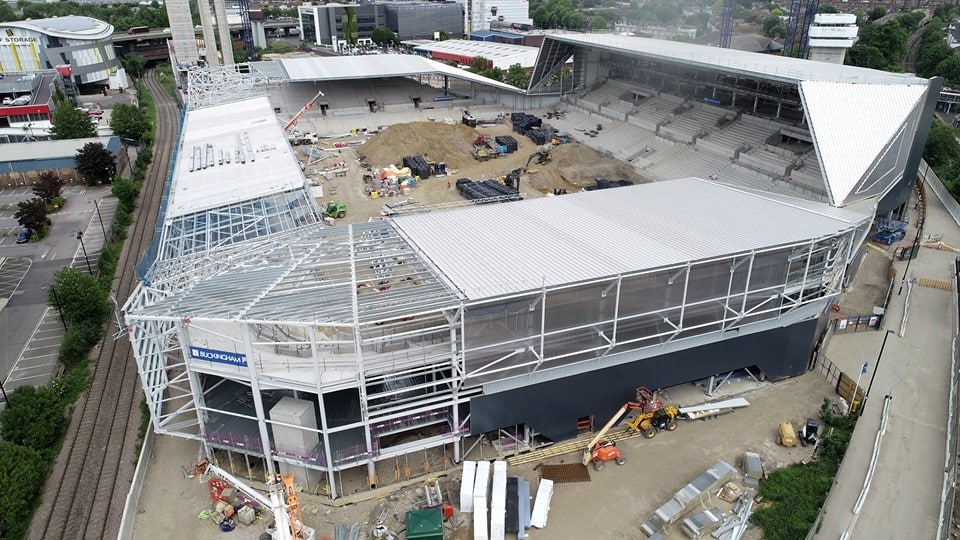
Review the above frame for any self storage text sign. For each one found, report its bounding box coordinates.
[190,346,247,367]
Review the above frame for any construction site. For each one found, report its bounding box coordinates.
[124,32,938,539]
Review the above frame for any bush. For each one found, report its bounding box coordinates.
[49,267,110,326]
[0,386,68,453]
[111,178,139,213]
[0,442,49,540]
[751,460,837,540]
[98,241,123,282]
[52,363,90,405]
[58,322,104,368]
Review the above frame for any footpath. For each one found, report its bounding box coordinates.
[815,182,958,539]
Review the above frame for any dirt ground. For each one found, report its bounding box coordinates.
[134,372,835,540]
[303,120,643,224]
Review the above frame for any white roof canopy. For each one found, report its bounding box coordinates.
[393,178,870,300]
[800,81,928,206]
[278,56,524,93]
[166,97,307,219]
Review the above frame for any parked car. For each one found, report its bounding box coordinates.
[15,227,31,244]
[9,96,30,106]
[2,97,11,105]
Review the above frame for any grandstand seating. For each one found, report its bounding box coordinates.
[549,78,830,200]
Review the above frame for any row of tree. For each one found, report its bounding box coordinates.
[0,1,170,33]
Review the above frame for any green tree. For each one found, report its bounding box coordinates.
[371,28,398,46]
[867,7,886,20]
[0,442,49,540]
[481,67,504,82]
[119,53,147,78]
[111,177,140,213]
[762,15,787,38]
[923,119,960,170]
[49,267,111,325]
[916,42,954,78]
[504,64,530,89]
[49,100,96,140]
[109,103,151,142]
[846,44,888,69]
[342,7,358,45]
[75,142,116,184]
[0,2,16,22]
[818,4,839,13]
[14,198,48,234]
[935,56,960,85]
[32,171,65,204]
[436,29,448,41]
[469,56,490,72]
[589,14,608,31]
[0,386,67,451]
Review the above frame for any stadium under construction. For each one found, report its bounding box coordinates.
[125,34,939,497]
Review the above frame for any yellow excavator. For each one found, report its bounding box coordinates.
[526,150,552,168]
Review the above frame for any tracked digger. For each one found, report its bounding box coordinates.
[582,387,680,471]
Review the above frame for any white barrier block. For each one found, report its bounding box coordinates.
[473,461,490,501]
[490,461,507,540]
[460,461,477,512]
[530,479,554,529]
[473,504,489,540]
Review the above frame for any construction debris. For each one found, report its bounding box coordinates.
[640,460,737,536]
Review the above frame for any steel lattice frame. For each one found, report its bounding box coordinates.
[124,217,862,499]
[186,65,285,110]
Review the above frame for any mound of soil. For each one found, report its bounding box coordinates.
[358,122,480,170]
[525,142,646,191]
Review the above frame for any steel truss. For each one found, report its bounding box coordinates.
[187,65,285,110]
[125,219,859,499]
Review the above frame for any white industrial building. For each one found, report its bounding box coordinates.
[126,33,938,499]
[462,0,532,34]
[0,16,119,86]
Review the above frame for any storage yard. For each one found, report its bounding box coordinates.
[134,370,835,539]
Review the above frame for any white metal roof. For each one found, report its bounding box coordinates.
[0,136,116,162]
[800,81,928,206]
[278,56,524,93]
[393,178,869,300]
[545,33,926,85]
[410,39,541,69]
[0,16,113,40]
[166,96,307,219]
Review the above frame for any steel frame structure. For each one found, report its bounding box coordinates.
[186,65,285,110]
[125,215,861,499]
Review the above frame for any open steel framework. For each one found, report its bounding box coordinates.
[125,196,865,498]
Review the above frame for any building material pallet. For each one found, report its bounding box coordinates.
[506,428,643,466]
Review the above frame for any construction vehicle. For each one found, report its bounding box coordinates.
[283,89,325,132]
[203,462,315,540]
[323,202,347,219]
[624,387,680,439]
[582,387,679,470]
[526,150,552,168]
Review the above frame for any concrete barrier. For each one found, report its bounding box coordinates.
[117,428,157,539]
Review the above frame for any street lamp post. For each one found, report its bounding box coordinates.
[50,285,68,331]
[75,230,93,275]
[860,329,895,417]
[89,198,107,242]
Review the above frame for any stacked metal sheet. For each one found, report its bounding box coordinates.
[640,460,737,536]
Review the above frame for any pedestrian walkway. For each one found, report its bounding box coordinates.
[815,181,959,539]
[4,196,120,394]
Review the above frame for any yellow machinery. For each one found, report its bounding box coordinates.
[779,422,797,447]
[624,387,680,439]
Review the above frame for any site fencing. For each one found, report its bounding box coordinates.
[134,105,186,284]
[117,428,156,539]
[936,259,960,540]
[921,160,960,228]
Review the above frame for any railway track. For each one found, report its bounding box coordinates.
[29,69,178,540]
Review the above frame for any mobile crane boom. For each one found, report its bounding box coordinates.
[284,89,325,132]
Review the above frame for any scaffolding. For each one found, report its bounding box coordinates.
[125,208,861,499]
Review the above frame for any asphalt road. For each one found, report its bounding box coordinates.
[815,185,958,538]
[0,185,111,385]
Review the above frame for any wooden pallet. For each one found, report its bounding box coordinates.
[506,427,645,466]
[918,277,952,291]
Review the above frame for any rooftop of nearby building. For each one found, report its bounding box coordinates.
[0,16,113,39]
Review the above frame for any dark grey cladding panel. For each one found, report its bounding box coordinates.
[469,318,818,442]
